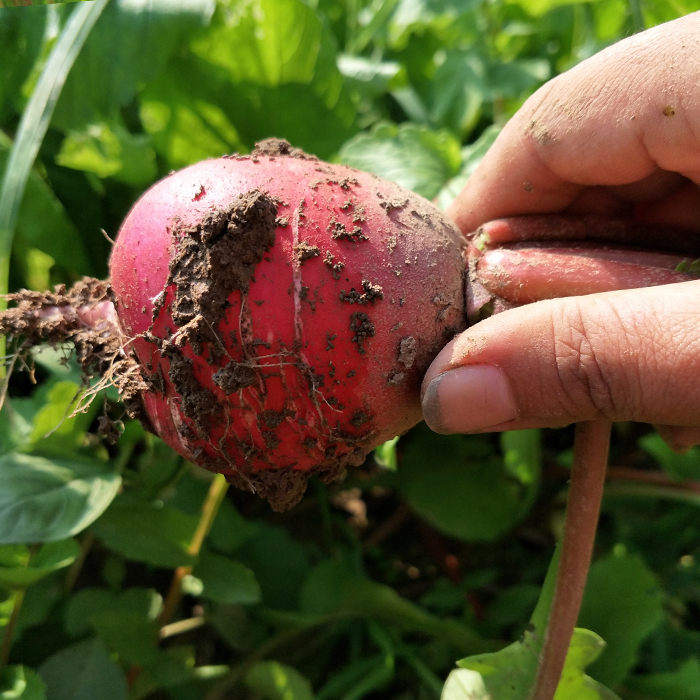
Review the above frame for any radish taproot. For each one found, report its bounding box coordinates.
[1,140,697,510]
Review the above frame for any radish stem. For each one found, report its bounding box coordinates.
[529,420,612,700]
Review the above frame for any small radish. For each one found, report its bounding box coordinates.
[1,140,697,510]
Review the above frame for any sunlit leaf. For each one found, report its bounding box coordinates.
[339,122,461,199]
[0,539,79,589]
[0,453,121,544]
[0,665,46,700]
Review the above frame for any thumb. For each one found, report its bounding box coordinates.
[421,281,700,433]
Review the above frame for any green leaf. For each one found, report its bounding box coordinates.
[245,661,314,700]
[625,658,700,700]
[436,124,501,210]
[139,56,245,169]
[191,0,338,93]
[639,432,700,481]
[339,122,461,199]
[0,452,121,544]
[0,666,46,700]
[91,496,198,568]
[207,497,260,555]
[237,524,310,610]
[300,555,359,616]
[55,120,156,186]
[0,539,79,589]
[38,637,127,700]
[374,436,399,471]
[397,425,537,541]
[52,0,215,131]
[340,578,489,655]
[64,587,162,637]
[337,55,402,98]
[577,548,663,687]
[0,132,89,277]
[451,548,620,700]
[193,550,261,605]
[28,381,94,455]
[88,610,160,666]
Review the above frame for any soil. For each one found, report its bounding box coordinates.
[251,138,318,160]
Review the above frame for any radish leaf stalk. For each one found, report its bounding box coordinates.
[529,420,612,700]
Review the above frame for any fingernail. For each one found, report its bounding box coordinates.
[422,365,517,433]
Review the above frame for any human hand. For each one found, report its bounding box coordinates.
[422,12,700,450]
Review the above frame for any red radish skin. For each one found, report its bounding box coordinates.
[109,142,466,509]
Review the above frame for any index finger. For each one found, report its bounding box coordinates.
[447,12,700,234]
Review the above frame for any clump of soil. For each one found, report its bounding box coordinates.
[252,138,318,160]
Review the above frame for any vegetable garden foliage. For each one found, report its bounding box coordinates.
[0,0,698,698]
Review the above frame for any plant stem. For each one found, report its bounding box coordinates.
[64,532,94,594]
[159,473,229,625]
[529,420,611,700]
[0,588,26,671]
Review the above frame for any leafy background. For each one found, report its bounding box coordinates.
[0,0,700,698]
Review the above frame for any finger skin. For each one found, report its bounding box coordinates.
[422,281,700,432]
[447,12,700,234]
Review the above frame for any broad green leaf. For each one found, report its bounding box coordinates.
[397,426,537,541]
[577,548,663,687]
[237,524,310,610]
[427,49,487,136]
[0,132,89,277]
[207,498,260,554]
[337,55,402,98]
[88,610,160,666]
[300,554,359,616]
[52,0,215,131]
[28,381,93,454]
[91,496,198,568]
[388,0,478,48]
[191,0,339,94]
[625,658,700,700]
[436,125,501,210]
[245,661,314,700]
[0,539,79,588]
[38,637,127,700]
[193,550,261,605]
[0,666,46,700]
[139,56,245,168]
[0,452,121,544]
[505,0,590,17]
[56,120,156,186]
[183,0,357,158]
[15,573,64,638]
[339,122,461,199]
[445,630,617,700]
[639,432,700,481]
[64,587,162,637]
[451,549,619,700]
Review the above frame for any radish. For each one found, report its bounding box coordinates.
[1,140,697,511]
